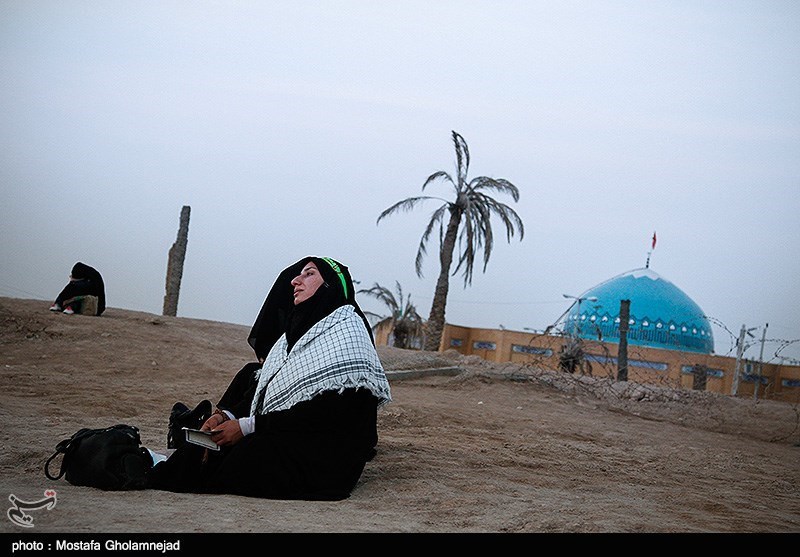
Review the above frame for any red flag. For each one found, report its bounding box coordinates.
[651,231,657,250]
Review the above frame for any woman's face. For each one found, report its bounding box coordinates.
[291,261,325,305]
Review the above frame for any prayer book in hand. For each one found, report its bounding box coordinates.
[183,427,221,451]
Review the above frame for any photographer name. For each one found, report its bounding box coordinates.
[11,539,181,552]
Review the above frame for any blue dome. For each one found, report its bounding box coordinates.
[564,268,715,354]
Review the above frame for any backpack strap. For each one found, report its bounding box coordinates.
[44,450,66,480]
[44,427,104,481]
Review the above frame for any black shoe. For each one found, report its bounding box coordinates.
[167,402,189,449]
[167,400,212,449]
[184,399,212,427]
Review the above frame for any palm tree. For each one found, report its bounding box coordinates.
[358,281,425,349]
[377,130,524,351]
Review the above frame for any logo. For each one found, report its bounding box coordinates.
[7,490,57,528]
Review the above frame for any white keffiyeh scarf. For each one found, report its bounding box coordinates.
[251,305,392,415]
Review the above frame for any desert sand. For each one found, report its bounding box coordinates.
[1,296,798,535]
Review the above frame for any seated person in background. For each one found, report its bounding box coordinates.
[50,262,106,316]
[146,255,392,501]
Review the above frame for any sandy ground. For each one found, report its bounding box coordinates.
[1,296,798,535]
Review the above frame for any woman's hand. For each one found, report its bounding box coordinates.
[208,419,243,447]
[200,412,227,432]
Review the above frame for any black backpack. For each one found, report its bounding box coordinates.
[45,424,152,490]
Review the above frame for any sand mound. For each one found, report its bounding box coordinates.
[1,297,798,533]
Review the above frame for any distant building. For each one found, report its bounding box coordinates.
[374,267,800,402]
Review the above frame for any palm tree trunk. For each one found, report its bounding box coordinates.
[424,208,460,351]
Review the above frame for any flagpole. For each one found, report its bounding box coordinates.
[646,231,656,268]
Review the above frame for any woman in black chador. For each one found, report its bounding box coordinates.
[50,262,106,316]
[146,256,392,500]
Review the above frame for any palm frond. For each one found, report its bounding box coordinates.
[376,196,437,224]
[477,193,525,241]
[415,204,447,277]
[468,176,520,202]
[357,283,399,311]
[452,206,478,284]
[452,131,470,185]
[474,202,494,271]
[422,171,455,192]
[451,208,471,270]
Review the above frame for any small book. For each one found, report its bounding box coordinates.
[182,427,221,451]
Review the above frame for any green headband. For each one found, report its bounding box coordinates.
[321,257,348,299]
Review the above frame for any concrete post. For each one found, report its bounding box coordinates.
[163,205,190,317]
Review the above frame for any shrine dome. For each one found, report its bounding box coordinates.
[564,267,715,354]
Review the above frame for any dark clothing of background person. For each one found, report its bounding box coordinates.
[53,262,106,315]
[146,256,391,501]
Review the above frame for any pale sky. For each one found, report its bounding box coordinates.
[2,1,799,362]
